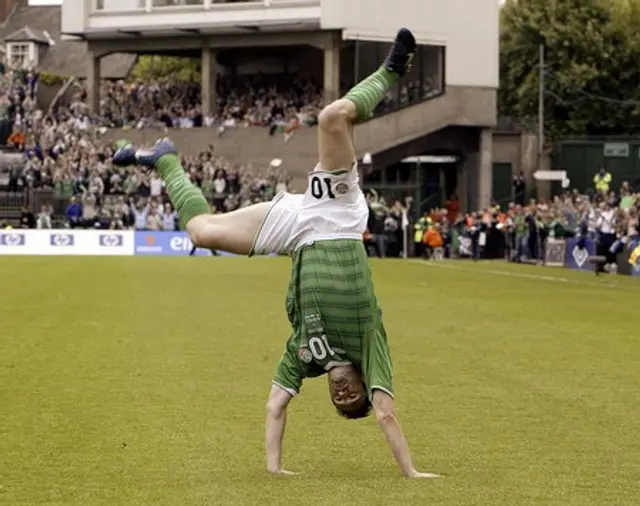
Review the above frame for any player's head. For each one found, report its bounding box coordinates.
[327,365,372,419]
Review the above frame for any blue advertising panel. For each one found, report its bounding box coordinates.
[134,231,216,256]
[564,238,596,271]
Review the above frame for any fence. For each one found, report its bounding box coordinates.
[0,190,28,212]
[0,230,238,256]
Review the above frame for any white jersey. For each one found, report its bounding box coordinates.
[251,166,368,256]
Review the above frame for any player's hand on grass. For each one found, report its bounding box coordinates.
[268,468,298,476]
[407,470,441,479]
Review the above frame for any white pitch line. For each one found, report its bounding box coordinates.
[408,260,623,289]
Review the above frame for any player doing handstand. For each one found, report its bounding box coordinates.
[113,27,439,478]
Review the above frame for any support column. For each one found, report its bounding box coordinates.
[201,46,217,117]
[536,152,551,201]
[86,53,101,115]
[478,128,493,209]
[456,160,469,213]
[463,152,478,212]
[323,33,340,104]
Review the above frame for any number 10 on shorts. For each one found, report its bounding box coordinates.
[308,335,335,360]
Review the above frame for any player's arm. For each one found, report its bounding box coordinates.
[363,323,439,479]
[265,384,295,475]
[372,390,439,478]
[265,344,303,475]
[371,389,414,475]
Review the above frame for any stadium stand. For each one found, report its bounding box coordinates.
[1,0,506,232]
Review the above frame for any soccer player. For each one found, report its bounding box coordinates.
[113,27,438,478]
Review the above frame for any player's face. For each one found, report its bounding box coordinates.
[328,366,367,413]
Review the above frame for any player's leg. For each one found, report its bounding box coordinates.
[113,139,269,255]
[186,204,271,255]
[316,28,416,172]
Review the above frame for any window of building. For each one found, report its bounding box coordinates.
[7,43,34,69]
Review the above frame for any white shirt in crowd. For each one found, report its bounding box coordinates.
[131,204,149,230]
[214,177,226,194]
[597,209,615,234]
[74,116,90,131]
[588,208,598,233]
[150,176,164,197]
[178,117,194,128]
[160,210,177,231]
[36,213,52,229]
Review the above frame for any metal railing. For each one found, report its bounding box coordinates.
[0,190,28,212]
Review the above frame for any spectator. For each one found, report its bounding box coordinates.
[65,197,83,228]
[445,192,460,225]
[366,191,387,258]
[145,206,163,231]
[36,205,52,229]
[149,172,163,198]
[82,193,98,227]
[424,222,444,259]
[213,170,227,212]
[130,198,149,230]
[413,212,430,258]
[513,173,526,206]
[595,200,616,273]
[19,205,35,229]
[160,203,177,231]
[594,167,612,195]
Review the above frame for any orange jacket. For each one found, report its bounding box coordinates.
[8,132,24,148]
[424,228,443,248]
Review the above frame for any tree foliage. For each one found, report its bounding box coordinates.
[130,56,200,81]
[500,0,640,140]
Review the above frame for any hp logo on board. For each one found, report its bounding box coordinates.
[50,233,74,247]
[0,233,26,246]
[98,234,124,247]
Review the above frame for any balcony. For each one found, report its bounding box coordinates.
[86,0,322,37]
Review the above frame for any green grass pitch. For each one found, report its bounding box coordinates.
[1,257,638,505]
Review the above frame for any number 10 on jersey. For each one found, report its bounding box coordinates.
[310,176,336,199]
[308,334,335,360]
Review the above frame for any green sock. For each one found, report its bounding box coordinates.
[155,154,211,230]
[343,66,399,122]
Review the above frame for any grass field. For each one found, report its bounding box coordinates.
[1,257,639,506]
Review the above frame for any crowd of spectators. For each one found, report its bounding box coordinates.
[8,139,290,230]
[1,63,295,230]
[410,181,639,273]
[96,74,324,142]
[89,74,439,137]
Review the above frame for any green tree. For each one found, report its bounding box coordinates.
[130,55,200,81]
[499,0,640,140]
